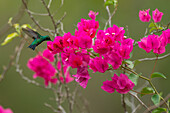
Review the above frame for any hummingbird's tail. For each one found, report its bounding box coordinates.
[28,44,36,50]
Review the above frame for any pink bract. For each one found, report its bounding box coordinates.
[139,9,151,22]
[28,49,74,87]
[73,62,90,88]
[43,49,55,62]
[89,56,108,73]
[88,10,99,20]
[138,34,167,54]
[152,8,163,23]
[0,105,13,113]
[162,29,170,44]
[28,55,57,86]
[101,74,135,94]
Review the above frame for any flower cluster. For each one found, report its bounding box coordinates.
[139,8,163,23]
[92,25,134,70]
[46,11,99,88]
[138,29,170,54]
[27,49,73,86]
[101,74,135,94]
[47,11,134,90]
[0,105,13,113]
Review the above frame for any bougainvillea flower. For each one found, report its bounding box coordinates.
[93,39,110,54]
[162,29,170,44]
[104,50,123,69]
[105,25,125,41]
[101,74,135,94]
[89,56,108,73]
[73,62,90,88]
[138,37,152,53]
[43,49,55,62]
[0,106,13,113]
[138,34,167,54]
[118,44,132,59]
[139,9,151,22]
[69,53,83,68]
[147,34,160,50]
[88,10,99,20]
[101,80,115,93]
[57,61,74,83]
[76,32,92,49]
[152,8,163,23]
[28,49,74,86]
[77,19,99,38]
[28,55,57,86]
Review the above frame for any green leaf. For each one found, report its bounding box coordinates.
[125,60,134,69]
[87,48,93,52]
[13,24,20,34]
[149,27,157,33]
[21,24,32,29]
[149,23,155,28]
[149,22,158,28]
[141,87,154,97]
[1,32,19,46]
[152,108,167,113]
[151,94,160,106]
[8,17,13,26]
[105,0,114,6]
[158,26,163,30]
[127,73,139,86]
[151,72,166,79]
[134,60,141,67]
[113,0,118,7]
[129,52,133,58]
[104,0,118,7]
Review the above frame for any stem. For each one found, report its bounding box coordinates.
[129,92,151,113]
[121,65,170,110]
[121,63,128,113]
[149,80,170,110]
[152,21,158,31]
[150,55,158,79]
[131,90,154,95]
[121,94,128,113]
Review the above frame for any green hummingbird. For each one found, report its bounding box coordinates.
[22,27,51,50]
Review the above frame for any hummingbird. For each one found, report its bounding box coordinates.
[22,27,52,50]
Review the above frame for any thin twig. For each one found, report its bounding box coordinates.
[58,54,73,113]
[125,25,130,38]
[47,0,53,8]
[27,10,48,16]
[22,0,54,34]
[41,0,57,36]
[150,22,170,35]
[144,94,170,113]
[129,92,151,113]
[104,0,111,27]
[121,94,128,113]
[53,0,64,16]
[44,103,59,113]
[104,1,118,29]
[0,0,28,38]
[137,52,170,62]
[121,63,128,113]
[0,47,19,82]
[70,84,79,112]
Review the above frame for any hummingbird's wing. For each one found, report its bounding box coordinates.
[22,27,40,39]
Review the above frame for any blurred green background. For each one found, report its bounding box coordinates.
[0,0,170,113]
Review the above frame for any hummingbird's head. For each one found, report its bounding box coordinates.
[45,35,52,41]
